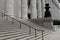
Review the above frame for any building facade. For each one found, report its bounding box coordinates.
[0,0,60,20]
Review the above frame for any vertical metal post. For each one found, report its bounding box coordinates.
[3,13,5,17]
[12,18,14,24]
[42,30,44,40]
[35,29,37,37]
[1,13,3,17]
[6,16,8,21]
[29,26,31,34]
[19,22,21,29]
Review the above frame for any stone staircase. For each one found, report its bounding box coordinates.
[0,13,53,40]
[29,18,53,29]
[0,30,53,40]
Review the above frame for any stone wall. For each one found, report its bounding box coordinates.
[50,0,60,20]
[0,0,60,20]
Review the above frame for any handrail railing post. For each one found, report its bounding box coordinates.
[6,16,8,21]
[12,18,14,24]
[19,22,21,29]
[3,13,5,17]
[1,13,4,17]
[42,30,44,40]
[29,26,31,34]
[35,29,37,37]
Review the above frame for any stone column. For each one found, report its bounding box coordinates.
[45,0,49,3]
[37,0,42,18]
[6,0,14,16]
[18,0,21,19]
[21,0,28,19]
[14,0,21,19]
[42,0,45,18]
[30,0,37,19]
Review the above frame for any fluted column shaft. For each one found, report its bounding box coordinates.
[30,0,37,19]
[14,0,21,19]
[21,0,28,19]
[42,0,45,18]
[18,0,21,19]
[37,0,42,18]
[6,0,14,15]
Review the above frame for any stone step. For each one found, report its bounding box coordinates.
[0,29,52,40]
[6,33,35,40]
[28,31,52,40]
[0,32,26,37]
[0,33,28,39]
[29,19,53,29]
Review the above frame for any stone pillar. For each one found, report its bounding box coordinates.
[21,0,28,19]
[14,0,21,19]
[6,0,14,16]
[45,0,49,3]
[30,0,37,19]
[37,0,42,18]
[18,0,21,19]
[42,0,45,18]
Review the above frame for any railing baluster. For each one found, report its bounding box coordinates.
[1,13,4,17]
[12,18,14,24]
[6,16,8,21]
[42,30,44,40]
[19,22,21,29]
[35,29,37,37]
[29,26,31,34]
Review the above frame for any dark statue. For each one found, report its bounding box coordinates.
[28,0,31,19]
[28,13,31,19]
[44,3,51,18]
[28,0,30,8]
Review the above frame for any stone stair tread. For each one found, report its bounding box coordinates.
[6,33,35,40]
[0,29,52,40]
[1,28,52,39]
[28,31,52,40]
[0,32,28,39]
[20,20,47,30]
[0,32,24,37]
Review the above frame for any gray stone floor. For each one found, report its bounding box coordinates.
[0,13,60,40]
[44,30,60,40]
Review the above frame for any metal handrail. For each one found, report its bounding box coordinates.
[0,12,44,40]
